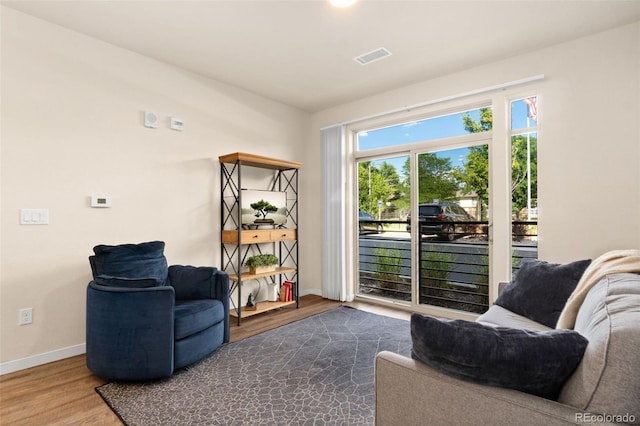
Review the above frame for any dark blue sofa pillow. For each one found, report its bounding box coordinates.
[495,258,591,328]
[168,265,215,300]
[90,241,168,283]
[94,275,164,288]
[410,313,588,400]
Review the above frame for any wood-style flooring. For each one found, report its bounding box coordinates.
[0,295,410,425]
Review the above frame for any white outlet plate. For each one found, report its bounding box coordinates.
[19,308,33,325]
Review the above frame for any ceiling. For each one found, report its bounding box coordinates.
[3,0,640,112]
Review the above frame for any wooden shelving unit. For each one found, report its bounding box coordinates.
[219,152,301,325]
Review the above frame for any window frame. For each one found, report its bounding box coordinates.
[344,89,540,317]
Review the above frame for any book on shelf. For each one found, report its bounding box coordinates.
[283,281,294,302]
[278,281,296,302]
[279,284,287,302]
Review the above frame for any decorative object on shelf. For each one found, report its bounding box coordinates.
[250,200,278,224]
[241,189,287,227]
[266,283,279,302]
[245,293,257,311]
[280,281,294,302]
[244,253,279,275]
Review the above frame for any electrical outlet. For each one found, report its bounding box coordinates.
[19,308,33,325]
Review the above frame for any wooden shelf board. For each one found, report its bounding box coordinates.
[218,152,301,170]
[230,300,297,318]
[229,267,296,282]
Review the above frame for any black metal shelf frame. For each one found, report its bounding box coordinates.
[220,157,299,325]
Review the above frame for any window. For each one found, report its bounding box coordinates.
[353,106,492,314]
[357,108,489,151]
[510,97,538,272]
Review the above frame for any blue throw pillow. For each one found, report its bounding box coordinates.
[410,313,588,400]
[94,275,164,288]
[495,258,591,328]
[168,265,215,300]
[90,241,168,283]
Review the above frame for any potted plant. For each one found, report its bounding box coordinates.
[251,199,278,224]
[245,253,279,274]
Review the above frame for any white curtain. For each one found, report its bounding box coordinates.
[321,125,347,301]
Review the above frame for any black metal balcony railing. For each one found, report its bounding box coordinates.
[418,243,489,313]
[359,241,411,301]
[358,219,538,314]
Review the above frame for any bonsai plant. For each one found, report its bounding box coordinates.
[251,199,278,224]
[245,253,279,274]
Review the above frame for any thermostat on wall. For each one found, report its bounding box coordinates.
[91,195,112,208]
[169,117,184,131]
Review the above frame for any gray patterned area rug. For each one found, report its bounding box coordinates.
[96,306,411,425]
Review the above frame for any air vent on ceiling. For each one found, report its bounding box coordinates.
[354,47,392,65]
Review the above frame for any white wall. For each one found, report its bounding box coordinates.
[302,22,640,294]
[0,8,309,369]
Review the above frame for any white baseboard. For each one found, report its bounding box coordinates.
[299,288,350,301]
[299,288,322,297]
[0,343,86,375]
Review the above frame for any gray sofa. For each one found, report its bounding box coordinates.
[375,273,640,425]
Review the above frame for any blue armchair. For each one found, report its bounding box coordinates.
[86,241,229,381]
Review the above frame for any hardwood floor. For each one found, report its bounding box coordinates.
[0,295,409,425]
[0,353,122,425]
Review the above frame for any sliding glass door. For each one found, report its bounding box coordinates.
[354,107,493,314]
[357,155,412,302]
[414,145,490,314]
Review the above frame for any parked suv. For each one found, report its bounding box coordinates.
[359,211,383,234]
[406,202,474,241]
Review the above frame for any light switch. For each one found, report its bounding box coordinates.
[20,209,49,225]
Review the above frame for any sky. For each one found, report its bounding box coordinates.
[357,99,535,173]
